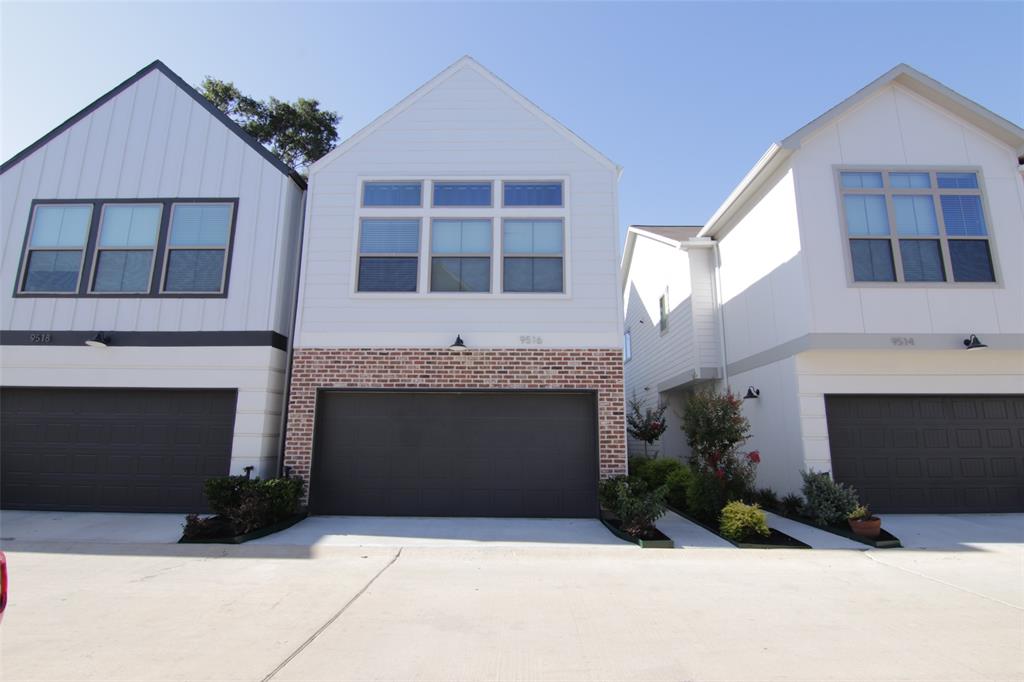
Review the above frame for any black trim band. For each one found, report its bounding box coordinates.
[1,330,288,351]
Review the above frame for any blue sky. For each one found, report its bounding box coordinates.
[3,1,1021,241]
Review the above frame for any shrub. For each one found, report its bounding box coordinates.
[800,470,859,527]
[753,487,780,511]
[780,493,804,517]
[626,398,668,457]
[602,477,668,536]
[685,468,728,524]
[187,475,305,536]
[664,466,691,511]
[632,457,683,488]
[598,475,626,511]
[719,501,770,542]
[680,390,759,500]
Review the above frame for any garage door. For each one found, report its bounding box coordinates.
[310,391,598,517]
[1,388,236,512]
[826,395,1024,513]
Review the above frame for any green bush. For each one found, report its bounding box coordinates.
[602,477,667,536]
[780,493,804,517]
[197,475,305,535]
[631,456,691,511]
[800,470,859,527]
[719,501,770,541]
[664,466,691,511]
[753,487,780,511]
[685,468,728,524]
[598,475,626,511]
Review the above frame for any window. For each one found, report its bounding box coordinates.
[837,169,995,284]
[358,219,420,292]
[503,182,563,207]
[502,219,564,292]
[91,204,162,293]
[430,219,491,292]
[19,204,92,293]
[363,182,422,207]
[659,292,669,331]
[162,203,233,293]
[433,182,492,207]
[624,330,632,361]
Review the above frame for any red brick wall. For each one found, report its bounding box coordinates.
[283,348,626,494]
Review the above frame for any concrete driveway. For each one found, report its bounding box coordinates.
[2,512,1022,682]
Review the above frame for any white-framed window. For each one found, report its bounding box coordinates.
[502,219,564,293]
[18,204,92,293]
[659,291,669,332]
[624,329,632,361]
[430,219,492,292]
[90,204,162,293]
[363,181,422,207]
[837,169,997,284]
[432,182,492,207]
[161,203,233,294]
[502,181,563,207]
[357,218,421,292]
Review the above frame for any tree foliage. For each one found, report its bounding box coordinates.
[198,77,340,173]
[626,397,668,457]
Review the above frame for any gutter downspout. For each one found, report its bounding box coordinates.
[712,239,729,390]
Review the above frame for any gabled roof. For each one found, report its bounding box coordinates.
[311,55,620,174]
[0,60,307,189]
[620,224,705,295]
[699,63,1024,238]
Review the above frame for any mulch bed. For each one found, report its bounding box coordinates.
[599,513,675,548]
[668,506,810,549]
[178,512,307,545]
[775,514,903,548]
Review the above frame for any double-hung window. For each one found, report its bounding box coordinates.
[358,219,420,292]
[163,203,233,293]
[91,204,162,293]
[431,219,491,292]
[502,219,564,293]
[20,204,92,293]
[838,169,996,284]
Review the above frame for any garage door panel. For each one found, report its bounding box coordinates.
[826,394,1024,513]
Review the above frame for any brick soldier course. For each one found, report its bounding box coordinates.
[282,347,627,496]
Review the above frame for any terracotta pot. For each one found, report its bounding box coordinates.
[848,517,882,539]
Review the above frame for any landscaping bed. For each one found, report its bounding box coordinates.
[179,512,307,544]
[179,474,306,545]
[600,512,674,548]
[776,514,903,548]
[669,506,810,549]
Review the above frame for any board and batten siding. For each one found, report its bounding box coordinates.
[295,64,621,349]
[0,68,304,337]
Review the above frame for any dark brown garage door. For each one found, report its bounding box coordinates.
[310,391,598,518]
[826,394,1024,513]
[1,387,236,512]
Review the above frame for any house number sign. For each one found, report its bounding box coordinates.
[519,335,544,345]
[29,333,52,344]
[890,336,915,347]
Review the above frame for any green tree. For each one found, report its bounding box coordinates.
[198,77,340,173]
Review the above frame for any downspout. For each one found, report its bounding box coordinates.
[712,239,729,390]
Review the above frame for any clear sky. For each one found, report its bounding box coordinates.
[2,1,1022,242]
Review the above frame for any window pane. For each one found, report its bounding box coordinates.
[360,219,419,253]
[893,195,938,235]
[432,182,491,206]
[30,205,91,247]
[358,257,418,292]
[23,250,82,292]
[100,205,161,247]
[503,220,563,254]
[164,250,226,292]
[363,182,421,206]
[431,220,491,254]
[889,172,930,189]
[840,172,883,189]
[948,240,995,282]
[93,250,153,292]
[899,240,945,282]
[431,257,490,292]
[503,257,562,292]
[940,195,986,236]
[532,221,563,254]
[503,182,562,206]
[170,204,231,246]
[503,221,534,253]
[850,240,895,281]
[937,172,978,189]
[844,195,889,235]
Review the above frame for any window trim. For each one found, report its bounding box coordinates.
[87,203,163,295]
[501,180,565,208]
[833,165,1002,288]
[16,202,94,295]
[500,217,566,293]
[13,197,238,299]
[356,217,423,293]
[429,218,493,293]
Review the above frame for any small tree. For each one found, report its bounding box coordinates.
[681,389,759,507]
[626,397,668,458]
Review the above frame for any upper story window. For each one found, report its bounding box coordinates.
[624,330,632,361]
[357,219,420,292]
[363,182,422,207]
[433,182,492,207]
[659,291,669,332]
[503,182,563,207]
[837,169,996,284]
[502,219,564,292]
[430,219,491,292]
[16,198,236,297]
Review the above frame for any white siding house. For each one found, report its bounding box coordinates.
[282,57,626,518]
[623,65,1024,512]
[0,61,306,512]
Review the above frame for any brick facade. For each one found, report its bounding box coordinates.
[283,347,626,494]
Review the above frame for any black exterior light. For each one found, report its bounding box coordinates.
[743,386,760,400]
[85,332,111,348]
[449,334,468,352]
[963,334,988,350]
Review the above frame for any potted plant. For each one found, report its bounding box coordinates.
[848,505,882,539]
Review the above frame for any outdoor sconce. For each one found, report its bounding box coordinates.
[743,386,760,400]
[85,332,111,348]
[449,334,468,352]
[963,334,988,350]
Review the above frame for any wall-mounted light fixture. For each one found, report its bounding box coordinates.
[743,386,760,400]
[449,334,468,352]
[963,334,988,351]
[85,332,111,348]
